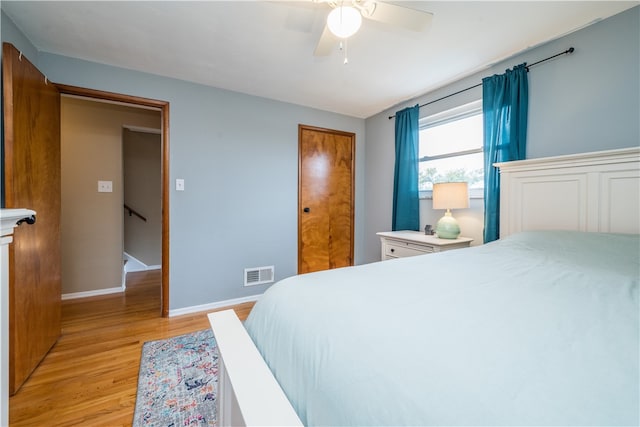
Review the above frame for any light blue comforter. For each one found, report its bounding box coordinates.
[245,231,640,426]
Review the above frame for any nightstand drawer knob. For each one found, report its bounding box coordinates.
[390,248,395,253]
[303,207,310,213]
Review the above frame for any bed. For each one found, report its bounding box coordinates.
[208,147,639,426]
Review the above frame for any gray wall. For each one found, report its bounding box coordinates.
[364,6,640,264]
[1,10,365,311]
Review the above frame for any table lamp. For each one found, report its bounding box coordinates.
[433,182,469,239]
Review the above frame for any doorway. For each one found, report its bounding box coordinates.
[58,86,170,316]
[122,127,162,274]
[298,124,355,274]
[61,96,162,304]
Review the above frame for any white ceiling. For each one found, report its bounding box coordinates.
[2,1,637,118]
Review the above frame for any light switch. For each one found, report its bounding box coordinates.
[176,179,185,191]
[98,180,113,193]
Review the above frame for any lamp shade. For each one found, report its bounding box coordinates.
[432,182,469,210]
[327,6,362,39]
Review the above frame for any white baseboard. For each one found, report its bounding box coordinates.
[124,252,161,273]
[168,294,262,317]
[62,285,125,300]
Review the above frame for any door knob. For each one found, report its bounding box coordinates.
[303,207,310,213]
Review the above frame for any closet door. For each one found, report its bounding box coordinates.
[298,125,355,273]
[2,42,61,394]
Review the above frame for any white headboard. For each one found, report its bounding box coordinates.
[497,147,640,237]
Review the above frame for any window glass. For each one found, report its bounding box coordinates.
[418,103,483,194]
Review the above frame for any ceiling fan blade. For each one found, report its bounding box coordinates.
[364,2,433,32]
[314,24,338,56]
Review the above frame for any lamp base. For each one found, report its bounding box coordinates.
[435,211,460,239]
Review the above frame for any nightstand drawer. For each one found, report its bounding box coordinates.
[385,241,433,258]
[377,231,473,261]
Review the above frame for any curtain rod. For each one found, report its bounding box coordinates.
[388,47,575,120]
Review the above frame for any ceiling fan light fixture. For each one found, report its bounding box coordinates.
[327,6,362,39]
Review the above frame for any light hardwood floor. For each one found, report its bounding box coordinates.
[9,269,254,426]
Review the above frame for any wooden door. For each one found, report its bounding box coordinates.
[298,125,354,273]
[2,43,61,394]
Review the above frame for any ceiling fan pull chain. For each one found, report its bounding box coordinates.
[339,39,349,64]
[343,39,349,65]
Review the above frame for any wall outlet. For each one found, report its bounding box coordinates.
[98,180,113,192]
[176,179,185,191]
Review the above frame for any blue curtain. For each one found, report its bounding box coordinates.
[392,104,420,231]
[482,63,528,242]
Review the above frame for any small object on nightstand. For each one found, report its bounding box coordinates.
[424,224,433,235]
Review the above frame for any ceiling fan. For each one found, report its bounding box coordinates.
[313,0,433,57]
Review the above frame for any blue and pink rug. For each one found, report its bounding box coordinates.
[133,329,218,426]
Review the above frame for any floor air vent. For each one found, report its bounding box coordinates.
[244,266,275,286]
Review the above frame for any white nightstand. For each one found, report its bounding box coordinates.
[377,231,473,260]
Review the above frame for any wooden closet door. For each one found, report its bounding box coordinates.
[298,125,354,274]
[2,43,61,394]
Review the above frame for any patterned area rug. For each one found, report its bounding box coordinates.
[133,329,218,426]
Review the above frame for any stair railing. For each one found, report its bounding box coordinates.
[124,204,147,222]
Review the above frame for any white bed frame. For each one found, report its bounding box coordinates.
[207,310,302,426]
[208,147,639,426]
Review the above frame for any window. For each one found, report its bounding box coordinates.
[418,100,483,197]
